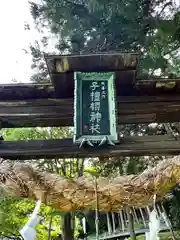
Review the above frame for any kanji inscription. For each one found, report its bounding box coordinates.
[82,80,110,136]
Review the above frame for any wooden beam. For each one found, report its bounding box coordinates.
[0,83,56,100]
[1,96,180,127]
[1,135,180,160]
[1,79,180,101]
[49,75,180,98]
[45,53,140,73]
[135,78,180,93]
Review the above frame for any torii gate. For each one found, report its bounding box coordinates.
[0,53,179,159]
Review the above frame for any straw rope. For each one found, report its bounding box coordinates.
[0,157,180,212]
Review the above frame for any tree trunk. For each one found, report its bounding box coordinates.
[127,207,136,240]
[62,213,74,240]
[47,215,53,240]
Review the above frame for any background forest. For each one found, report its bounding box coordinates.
[1,0,180,239]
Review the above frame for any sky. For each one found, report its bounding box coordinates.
[0,0,179,84]
[0,0,40,84]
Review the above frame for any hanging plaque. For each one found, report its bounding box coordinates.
[73,72,118,147]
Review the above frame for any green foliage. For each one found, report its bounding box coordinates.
[3,127,72,141]
[0,197,61,240]
[168,186,180,229]
[0,197,26,238]
[28,0,180,79]
[128,231,179,239]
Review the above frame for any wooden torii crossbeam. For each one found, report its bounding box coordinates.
[0,135,179,160]
[0,53,180,159]
[0,82,180,128]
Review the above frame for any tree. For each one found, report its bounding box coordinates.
[28,0,180,78]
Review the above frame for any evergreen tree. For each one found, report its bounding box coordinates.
[28,0,180,80]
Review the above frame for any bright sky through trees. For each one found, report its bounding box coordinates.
[0,0,179,84]
[0,0,39,83]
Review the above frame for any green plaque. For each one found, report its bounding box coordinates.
[74,72,118,146]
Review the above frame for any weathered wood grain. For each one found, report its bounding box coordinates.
[0,96,180,127]
[0,83,55,100]
[45,53,140,73]
[1,78,180,100]
[1,135,180,160]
